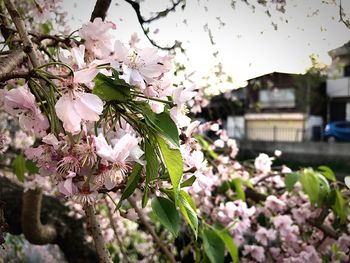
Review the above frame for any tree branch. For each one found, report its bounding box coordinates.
[0,49,26,76]
[91,0,112,22]
[0,69,30,82]
[83,204,112,263]
[339,0,350,29]
[21,188,57,244]
[0,176,98,263]
[128,196,177,263]
[0,1,12,41]
[4,0,40,68]
[123,0,182,51]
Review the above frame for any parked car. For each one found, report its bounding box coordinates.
[324,121,350,142]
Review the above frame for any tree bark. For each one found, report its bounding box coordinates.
[83,204,112,263]
[0,176,98,263]
[21,188,57,244]
[90,0,112,22]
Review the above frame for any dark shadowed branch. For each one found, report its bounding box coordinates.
[91,0,112,22]
[0,176,98,263]
[123,0,183,51]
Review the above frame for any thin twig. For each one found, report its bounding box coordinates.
[83,204,112,263]
[123,0,182,51]
[339,0,350,29]
[104,198,131,263]
[128,196,177,263]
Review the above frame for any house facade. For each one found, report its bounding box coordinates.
[326,41,350,122]
[243,72,326,142]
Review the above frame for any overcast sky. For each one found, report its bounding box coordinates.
[61,0,350,89]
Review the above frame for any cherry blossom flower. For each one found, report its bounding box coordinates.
[254,153,273,174]
[79,18,116,58]
[55,83,103,134]
[58,171,78,197]
[242,245,265,262]
[113,40,172,90]
[3,85,49,137]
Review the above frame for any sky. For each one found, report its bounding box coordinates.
[61,0,350,90]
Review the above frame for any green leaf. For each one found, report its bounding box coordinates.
[93,73,131,101]
[151,197,181,237]
[332,189,346,223]
[156,135,183,199]
[178,190,198,237]
[285,172,300,192]
[144,109,179,147]
[212,224,239,263]
[142,187,150,208]
[300,168,320,205]
[316,172,331,204]
[25,160,39,174]
[195,135,218,159]
[41,22,53,34]
[230,178,245,201]
[202,228,225,263]
[145,138,159,184]
[318,166,336,182]
[117,163,142,209]
[181,175,196,188]
[12,154,26,182]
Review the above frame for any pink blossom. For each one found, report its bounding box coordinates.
[242,245,265,262]
[254,153,273,174]
[55,85,103,134]
[113,41,171,90]
[265,195,287,212]
[94,133,143,165]
[170,106,191,128]
[256,227,276,246]
[79,18,116,58]
[58,171,78,197]
[59,45,86,69]
[3,85,49,137]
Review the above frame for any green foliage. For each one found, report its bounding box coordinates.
[144,109,180,147]
[151,197,181,237]
[117,163,142,209]
[230,178,246,201]
[318,166,336,182]
[93,73,131,102]
[178,190,198,237]
[299,168,320,205]
[11,155,38,182]
[202,228,225,263]
[332,189,346,223]
[12,154,26,182]
[181,175,196,188]
[285,172,300,192]
[145,138,159,183]
[41,22,53,34]
[156,135,183,199]
[212,224,239,263]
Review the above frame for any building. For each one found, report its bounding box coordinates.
[243,72,326,142]
[326,41,350,122]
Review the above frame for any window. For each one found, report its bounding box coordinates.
[344,64,350,77]
[259,88,296,108]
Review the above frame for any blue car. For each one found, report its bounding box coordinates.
[324,121,350,142]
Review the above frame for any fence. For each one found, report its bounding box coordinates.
[244,127,306,142]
